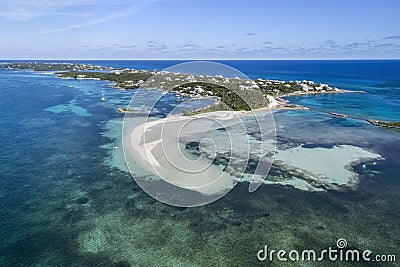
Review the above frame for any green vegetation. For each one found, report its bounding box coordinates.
[58,71,153,89]
[256,80,327,95]
[258,81,302,95]
[0,62,106,71]
[172,82,267,111]
[182,102,233,116]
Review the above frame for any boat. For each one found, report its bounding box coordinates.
[101,88,106,101]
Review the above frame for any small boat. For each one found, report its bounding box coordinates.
[101,88,106,101]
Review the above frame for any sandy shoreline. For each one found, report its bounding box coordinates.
[268,89,358,110]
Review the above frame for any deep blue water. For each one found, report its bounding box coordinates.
[0,60,399,266]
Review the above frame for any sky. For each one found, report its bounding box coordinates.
[1,0,400,59]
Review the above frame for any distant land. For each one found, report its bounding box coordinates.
[2,62,398,129]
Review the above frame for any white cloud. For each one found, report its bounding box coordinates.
[0,0,160,36]
[0,0,155,21]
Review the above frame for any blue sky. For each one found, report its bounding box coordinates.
[1,0,399,59]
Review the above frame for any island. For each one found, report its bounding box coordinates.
[55,65,348,112]
[0,62,354,113]
[0,62,111,71]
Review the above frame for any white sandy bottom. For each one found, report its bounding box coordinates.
[272,145,381,191]
[122,111,382,194]
[45,98,92,117]
[125,112,251,195]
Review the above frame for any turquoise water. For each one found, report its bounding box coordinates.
[0,61,399,266]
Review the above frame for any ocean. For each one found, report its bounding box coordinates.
[0,60,399,266]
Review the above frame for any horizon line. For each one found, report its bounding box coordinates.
[2,58,400,61]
